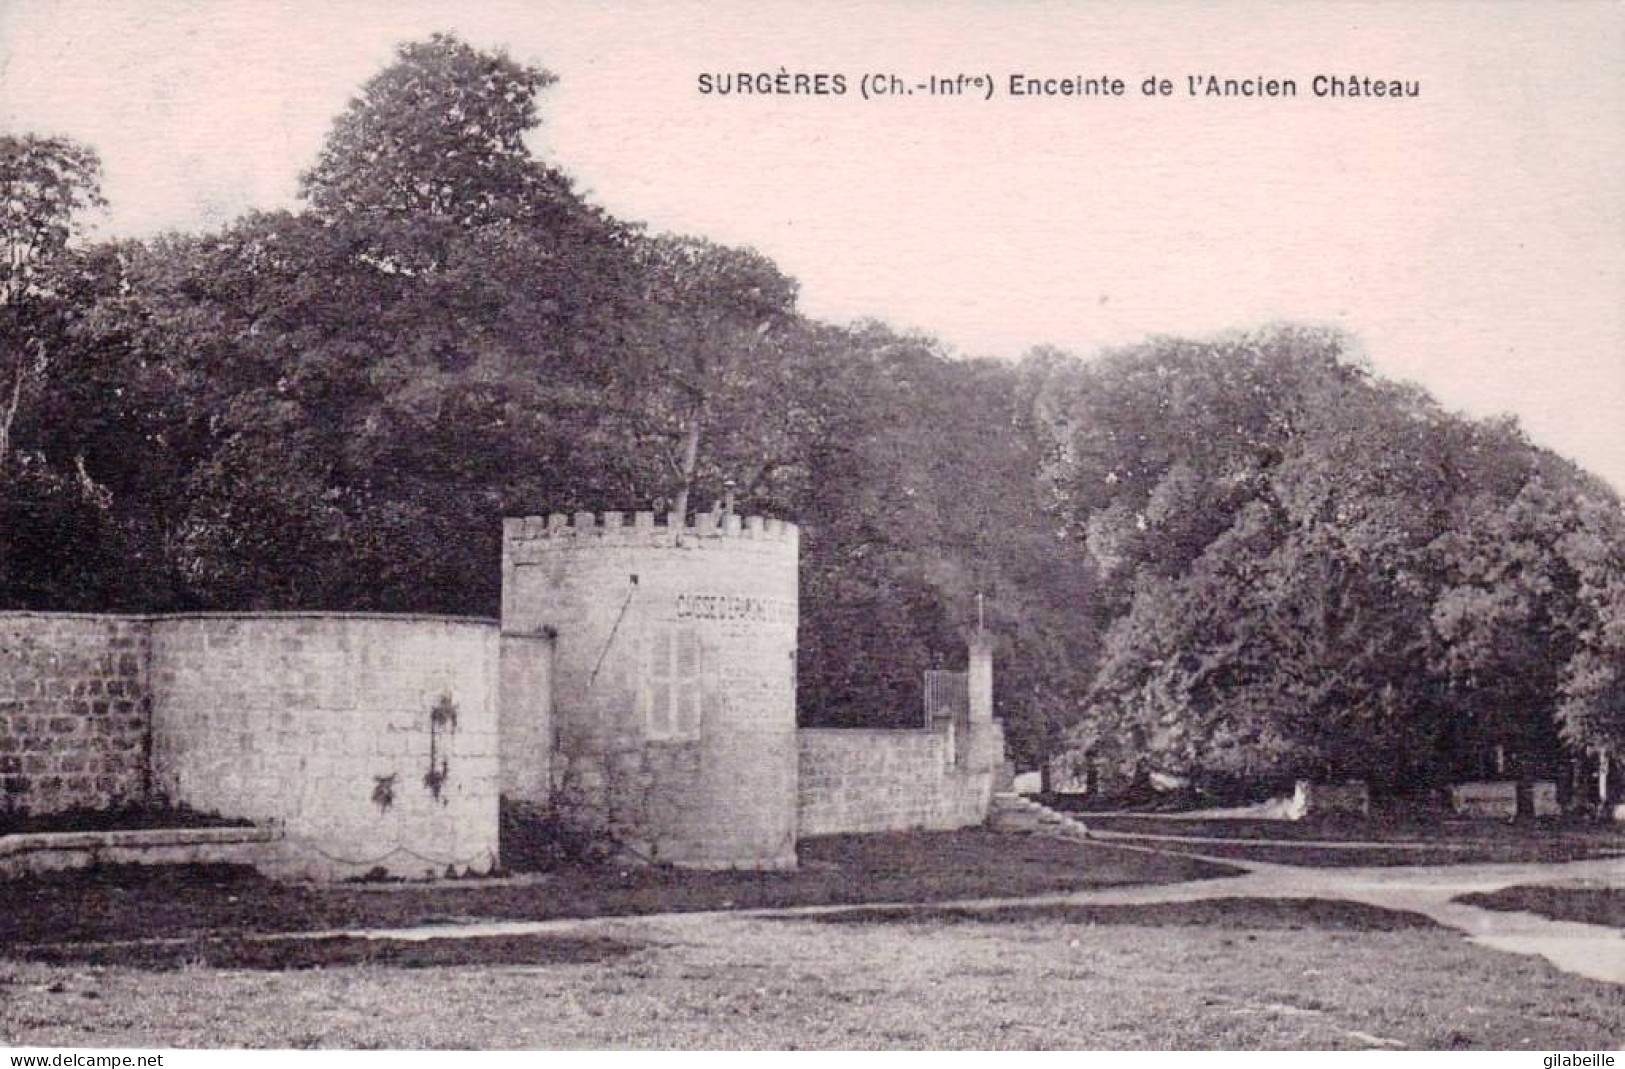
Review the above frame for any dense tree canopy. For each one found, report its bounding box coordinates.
[1024,327,1623,795]
[2,34,1621,800]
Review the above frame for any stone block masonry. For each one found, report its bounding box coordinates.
[1289,780,1371,819]
[0,613,152,816]
[5,511,1008,879]
[502,510,800,870]
[1,611,500,881]
[797,719,1003,836]
[797,630,1003,838]
[150,614,500,880]
[798,728,950,834]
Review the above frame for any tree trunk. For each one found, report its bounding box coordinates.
[0,355,23,473]
[670,397,704,522]
[0,330,47,474]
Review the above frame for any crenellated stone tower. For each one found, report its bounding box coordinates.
[500,510,799,869]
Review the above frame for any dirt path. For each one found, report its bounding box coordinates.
[193,841,1620,984]
[1031,847,1625,983]
[27,833,1616,986]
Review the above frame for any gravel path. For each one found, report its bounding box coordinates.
[189,839,1624,984]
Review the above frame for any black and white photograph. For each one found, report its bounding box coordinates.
[0,0,1621,1053]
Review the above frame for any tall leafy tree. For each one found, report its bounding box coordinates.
[0,134,106,466]
[0,134,125,608]
[625,233,800,519]
[99,34,651,611]
[301,34,557,227]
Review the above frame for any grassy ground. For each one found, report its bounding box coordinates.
[2,897,1620,1049]
[1075,811,1625,843]
[787,897,1440,930]
[1457,885,1625,929]
[4,827,1620,1049]
[0,830,1234,946]
[1124,839,1625,868]
[1072,813,1625,867]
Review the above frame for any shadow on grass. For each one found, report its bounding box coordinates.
[0,803,254,837]
[0,831,1241,946]
[1113,839,1625,868]
[786,897,1440,932]
[16,933,642,971]
[1071,812,1625,869]
[1456,885,1625,929]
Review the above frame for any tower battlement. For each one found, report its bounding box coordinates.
[503,510,798,547]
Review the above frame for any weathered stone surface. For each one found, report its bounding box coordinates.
[797,718,1003,836]
[1,612,500,882]
[1450,780,1518,818]
[503,512,800,869]
[1288,780,1371,819]
[150,614,501,881]
[0,614,151,815]
[1530,780,1560,817]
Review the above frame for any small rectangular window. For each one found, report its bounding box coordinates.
[646,625,702,740]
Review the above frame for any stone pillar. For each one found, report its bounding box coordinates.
[967,628,994,723]
[960,627,1004,781]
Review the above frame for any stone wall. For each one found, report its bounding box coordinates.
[7,514,1004,879]
[150,614,501,880]
[503,511,799,869]
[0,613,151,816]
[498,632,554,807]
[797,720,1002,836]
[797,628,1004,838]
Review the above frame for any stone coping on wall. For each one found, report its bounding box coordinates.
[0,822,281,857]
[0,823,284,879]
[505,510,798,544]
[0,822,279,853]
[0,610,499,626]
[799,726,942,737]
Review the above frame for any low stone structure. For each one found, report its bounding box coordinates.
[797,634,1002,835]
[1449,781,1517,818]
[0,824,280,879]
[1287,780,1371,820]
[1449,780,1560,819]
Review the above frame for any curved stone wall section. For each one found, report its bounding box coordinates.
[503,511,798,869]
[149,614,500,880]
[0,613,151,817]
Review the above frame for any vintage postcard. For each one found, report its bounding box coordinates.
[0,0,1620,1055]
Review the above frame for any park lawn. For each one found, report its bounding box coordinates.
[1072,813,1625,867]
[0,829,1234,946]
[1120,839,1625,868]
[1,897,1620,1049]
[1074,811,1625,845]
[1457,884,1625,929]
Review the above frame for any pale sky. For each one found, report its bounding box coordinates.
[2,0,1621,490]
